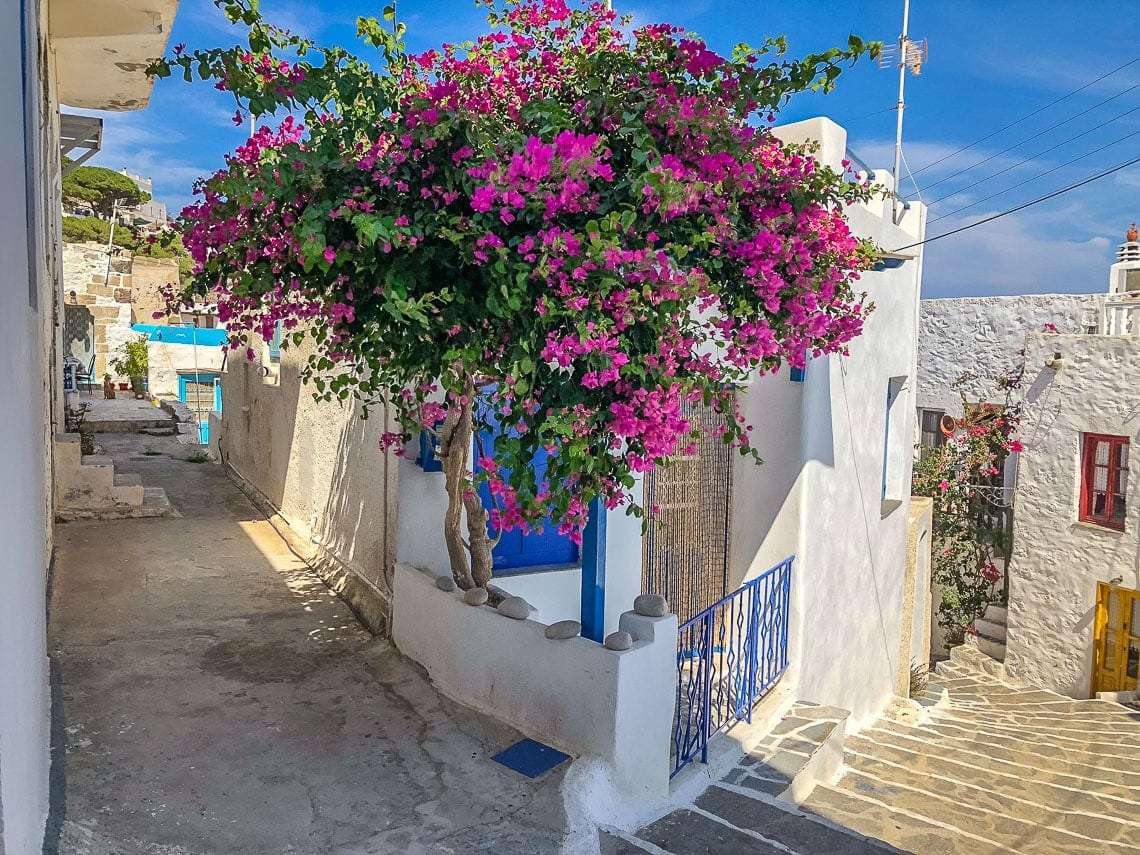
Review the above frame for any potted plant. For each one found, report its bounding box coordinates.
[110,335,149,399]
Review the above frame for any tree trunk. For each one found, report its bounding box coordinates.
[463,490,494,589]
[440,399,475,590]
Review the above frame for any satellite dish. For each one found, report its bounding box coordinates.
[939,414,956,437]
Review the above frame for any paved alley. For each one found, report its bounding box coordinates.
[48,434,569,855]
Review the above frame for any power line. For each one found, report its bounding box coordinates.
[928,129,1140,223]
[915,77,1140,196]
[909,56,1140,178]
[893,153,1140,252]
[926,103,1140,207]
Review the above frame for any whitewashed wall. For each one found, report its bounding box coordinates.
[1005,332,1140,697]
[220,341,397,625]
[918,294,1101,416]
[722,117,928,728]
[0,1,59,849]
[396,444,644,634]
[392,564,677,807]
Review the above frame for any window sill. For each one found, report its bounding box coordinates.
[1073,519,1126,535]
[881,499,903,519]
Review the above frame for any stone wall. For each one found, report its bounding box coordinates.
[62,242,181,383]
[63,241,134,380]
[918,294,1103,415]
[130,255,180,323]
[1005,332,1140,697]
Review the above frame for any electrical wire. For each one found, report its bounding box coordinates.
[928,129,1140,223]
[893,153,1140,252]
[915,78,1140,196]
[926,103,1140,207]
[909,56,1140,178]
[900,147,923,203]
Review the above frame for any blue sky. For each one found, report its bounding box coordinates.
[74,0,1140,298]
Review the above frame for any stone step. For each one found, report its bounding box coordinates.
[869,719,1140,789]
[803,783,1007,855]
[113,472,143,488]
[694,785,901,854]
[842,734,1140,829]
[982,603,1007,625]
[830,764,1137,854]
[965,633,1006,662]
[57,486,175,521]
[972,617,1007,641]
[719,701,849,804]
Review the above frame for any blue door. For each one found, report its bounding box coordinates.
[473,403,579,573]
[178,371,221,445]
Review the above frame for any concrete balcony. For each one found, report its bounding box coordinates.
[50,0,181,110]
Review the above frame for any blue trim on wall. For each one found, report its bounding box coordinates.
[132,324,228,347]
[580,497,607,642]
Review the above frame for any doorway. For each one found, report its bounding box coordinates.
[641,398,733,625]
[1093,582,1140,694]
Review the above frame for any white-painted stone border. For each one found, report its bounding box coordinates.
[391,563,678,805]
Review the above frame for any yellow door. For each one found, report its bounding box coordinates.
[1093,582,1140,694]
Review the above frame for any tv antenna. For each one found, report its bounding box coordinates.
[879,0,927,222]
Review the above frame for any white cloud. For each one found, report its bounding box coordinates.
[920,204,1116,298]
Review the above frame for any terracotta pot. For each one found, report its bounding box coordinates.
[118,382,129,391]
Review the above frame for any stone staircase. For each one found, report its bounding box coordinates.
[55,434,173,520]
[606,648,1140,854]
[970,603,1008,662]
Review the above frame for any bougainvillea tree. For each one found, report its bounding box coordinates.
[913,367,1024,647]
[151,0,880,589]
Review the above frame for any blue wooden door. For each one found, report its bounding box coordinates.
[473,405,579,573]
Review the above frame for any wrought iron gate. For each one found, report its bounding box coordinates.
[641,398,733,625]
[672,557,793,777]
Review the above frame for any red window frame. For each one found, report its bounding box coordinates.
[1080,433,1129,530]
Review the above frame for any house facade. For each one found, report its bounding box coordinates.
[215,116,932,806]
[917,229,1140,699]
[1,0,181,850]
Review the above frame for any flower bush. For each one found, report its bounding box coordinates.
[913,367,1024,647]
[151,0,880,588]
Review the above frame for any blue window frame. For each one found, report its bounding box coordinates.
[473,399,579,573]
[417,428,443,472]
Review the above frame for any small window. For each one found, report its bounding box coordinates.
[919,409,946,450]
[882,376,908,507]
[1080,433,1129,530]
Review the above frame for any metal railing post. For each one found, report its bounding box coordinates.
[699,610,713,765]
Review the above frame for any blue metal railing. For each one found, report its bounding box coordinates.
[671,556,792,778]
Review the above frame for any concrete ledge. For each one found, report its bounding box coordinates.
[224,461,391,636]
[392,563,678,802]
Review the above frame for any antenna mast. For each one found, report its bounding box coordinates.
[881,0,926,222]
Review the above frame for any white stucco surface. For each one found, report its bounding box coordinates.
[1005,333,1140,697]
[396,439,646,635]
[722,117,929,728]
[1,1,60,849]
[392,564,678,803]
[220,343,396,603]
[917,293,1102,415]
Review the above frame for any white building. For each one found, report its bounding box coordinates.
[917,227,1140,700]
[0,1,179,851]
[118,168,168,227]
[216,117,932,813]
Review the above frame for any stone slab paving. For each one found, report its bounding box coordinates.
[50,434,570,855]
[614,646,1140,854]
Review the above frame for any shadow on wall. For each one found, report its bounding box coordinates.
[221,346,395,619]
